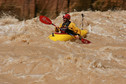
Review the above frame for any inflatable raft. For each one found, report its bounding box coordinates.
[48,29,88,41]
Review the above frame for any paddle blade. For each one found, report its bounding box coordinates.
[39,16,52,25]
[81,38,91,44]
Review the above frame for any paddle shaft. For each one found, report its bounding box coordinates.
[52,23,57,27]
[81,14,84,30]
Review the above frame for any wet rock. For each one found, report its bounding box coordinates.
[0,0,35,20]
[92,0,126,11]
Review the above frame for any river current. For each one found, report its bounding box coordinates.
[0,10,126,84]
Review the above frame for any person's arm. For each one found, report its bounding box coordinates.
[55,24,62,32]
[69,23,81,39]
[71,23,81,35]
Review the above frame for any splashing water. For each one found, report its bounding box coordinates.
[0,10,126,84]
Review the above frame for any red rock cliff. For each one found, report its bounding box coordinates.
[0,0,35,19]
[0,0,125,19]
[92,0,126,11]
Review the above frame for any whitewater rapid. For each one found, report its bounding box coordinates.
[0,10,126,84]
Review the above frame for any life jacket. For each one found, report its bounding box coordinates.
[60,21,71,33]
[60,21,77,35]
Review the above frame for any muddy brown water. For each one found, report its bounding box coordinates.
[0,11,126,84]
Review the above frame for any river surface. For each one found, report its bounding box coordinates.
[0,10,126,84]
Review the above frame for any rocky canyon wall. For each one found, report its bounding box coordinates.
[0,0,35,20]
[0,0,125,19]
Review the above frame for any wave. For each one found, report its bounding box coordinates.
[0,10,126,84]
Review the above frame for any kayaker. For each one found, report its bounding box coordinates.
[55,14,81,39]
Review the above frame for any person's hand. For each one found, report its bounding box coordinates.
[55,26,59,28]
[75,35,80,39]
[55,26,59,32]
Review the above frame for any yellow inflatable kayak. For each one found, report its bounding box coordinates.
[48,29,88,41]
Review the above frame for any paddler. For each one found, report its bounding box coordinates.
[55,14,81,39]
